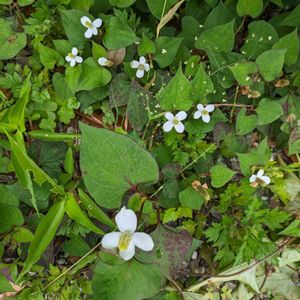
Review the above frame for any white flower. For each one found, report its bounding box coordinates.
[193,104,215,123]
[101,207,154,261]
[249,169,271,186]
[163,111,187,133]
[98,57,113,67]
[80,16,102,39]
[130,56,150,78]
[65,47,83,67]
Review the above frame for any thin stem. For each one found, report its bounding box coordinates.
[230,85,240,123]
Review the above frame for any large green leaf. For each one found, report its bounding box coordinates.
[256,49,286,82]
[279,4,300,27]
[195,20,235,53]
[236,108,257,135]
[80,123,159,208]
[229,62,258,86]
[157,65,193,111]
[256,98,283,125]
[92,253,164,300]
[59,9,92,49]
[272,29,299,66]
[109,0,136,7]
[288,127,300,155]
[103,16,138,50]
[19,199,65,278]
[236,0,263,18]
[146,0,177,19]
[0,18,26,60]
[210,164,236,188]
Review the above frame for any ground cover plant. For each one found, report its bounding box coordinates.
[0,0,300,299]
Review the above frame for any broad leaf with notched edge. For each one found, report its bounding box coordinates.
[80,123,159,208]
[92,252,164,300]
[135,225,193,279]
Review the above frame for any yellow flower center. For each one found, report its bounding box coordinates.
[138,64,145,70]
[85,21,93,28]
[172,118,180,125]
[68,53,75,59]
[202,110,209,115]
[118,232,132,251]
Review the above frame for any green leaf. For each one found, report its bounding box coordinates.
[179,187,204,210]
[77,58,112,91]
[80,123,159,208]
[279,220,300,237]
[39,44,62,69]
[78,189,115,228]
[279,4,300,27]
[288,127,300,155]
[127,81,150,131]
[92,41,107,61]
[19,199,65,278]
[136,225,193,279]
[0,273,14,294]
[229,62,258,86]
[103,16,138,50]
[153,36,183,68]
[109,73,131,107]
[13,227,34,243]
[62,235,90,256]
[146,0,177,19]
[272,29,299,66]
[195,20,235,53]
[191,63,214,100]
[59,9,92,49]
[65,193,104,234]
[240,21,278,59]
[256,49,286,82]
[236,0,263,18]
[0,185,24,233]
[210,164,236,188]
[157,65,193,111]
[70,0,94,11]
[137,33,156,56]
[0,18,26,60]
[256,98,283,125]
[237,138,271,176]
[236,108,257,135]
[109,0,136,8]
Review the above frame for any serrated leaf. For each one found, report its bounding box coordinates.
[80,123,159,208]
[157,65,193,111]
[279,220,300,237]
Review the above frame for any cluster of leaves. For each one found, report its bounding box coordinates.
[0,0,300,299]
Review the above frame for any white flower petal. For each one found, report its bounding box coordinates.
[193,110,201,119]
[102,232,121,249]
[202,114,210,123]
[133,232,154,251]
[91,26,98,36]
[165,112,174,121]
[93,18,102,28]
[175,111,187,121]
[70,60,76,67]
[163,121,173,132]
[261,175,271,185]
[115,207,137,233]
[174,122,185,133]
[257,169,264,177]
[205,104,215,112]
[75,56,83,63]
[197,104,204,112]
[119,241,135,261]
[84,28,93,39]
[144,63,150,72]
[65,55,72,62]
[136,69,144,78]
[130,60,139,69]
[98,57,108,66]
[139,56,146,64]
[249,175,257,183]
[80,16,91,27]
[72,47,78,55]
